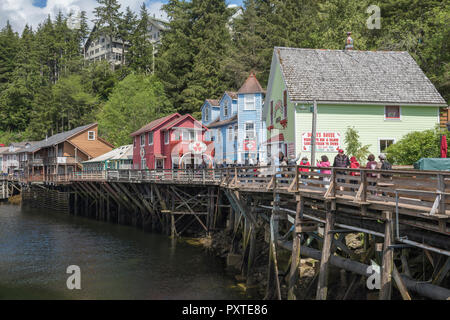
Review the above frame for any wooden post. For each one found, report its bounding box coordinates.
[288,198,302,300]
[379,211,394,300]
[311,100,317,165]
[246,222,257,286]
[265,212,281,300]
[74,191,78,216]
[316,206,335,300]
[437,174,446,215]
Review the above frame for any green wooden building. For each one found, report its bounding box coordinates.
[82,145,133,172]
[262,47,448,163]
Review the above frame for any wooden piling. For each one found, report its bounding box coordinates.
[379,211,394,300]
[316,206,335,300]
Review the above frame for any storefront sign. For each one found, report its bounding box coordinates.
[189,141,207,154]
[301,132,341,152]
[243,140,257,151]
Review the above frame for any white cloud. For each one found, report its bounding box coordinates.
[0,0,167,34]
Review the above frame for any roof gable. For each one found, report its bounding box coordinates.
[274,47,447,106]
[131,113,181,136]
[160,114,208,131]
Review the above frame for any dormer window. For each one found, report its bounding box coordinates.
[88,131,95,140]
[224,100,229,117]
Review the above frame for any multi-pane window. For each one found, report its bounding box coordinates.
[190,130,195,141]
[234,125,238,140]
[245,94,255,110]
[88,131,95,140]
[228,126,233,140]
[140,134,145,146]
[379,139,395,153]
[385,106,400,119]
[224,100,229,117]
[245,122,255,139]
[148,132,153,145]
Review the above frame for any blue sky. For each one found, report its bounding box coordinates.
[1,0,244,33]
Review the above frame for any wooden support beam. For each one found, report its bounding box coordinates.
[432,257,450,285]
[379,211,394,300]
[288,197,302,300]
[316,207,335,300]
[265,213,281,300]
[392,264,412,300]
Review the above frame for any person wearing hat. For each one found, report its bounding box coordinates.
[379,153,392,178]
[333,149,350,190]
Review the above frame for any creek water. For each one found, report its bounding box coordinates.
[0,203,247,299]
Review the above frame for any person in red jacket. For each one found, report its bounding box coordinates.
[349,156,360,190]
[299,157,310,183]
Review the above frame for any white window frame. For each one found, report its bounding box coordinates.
[234,124,238,140]
[384,106,401,121]
[378,138,396,154]
[189,130,195,141]
[244,94,256,111]
[148,132,154,145]
[88,131,95,141]
[140,134,145,146]
[223,100,229,117]
[164,131,169,145]
[245,121,256,139]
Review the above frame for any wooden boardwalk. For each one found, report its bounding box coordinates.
[10,165,450,299]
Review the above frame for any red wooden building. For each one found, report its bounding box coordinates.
[131,113,214,170]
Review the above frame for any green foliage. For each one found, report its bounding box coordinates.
[97,73,172,146]
[344,127,371,162]
[385,127,450,165]
[127,4,153,74]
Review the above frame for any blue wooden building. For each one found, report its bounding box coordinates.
[203,73,267,165]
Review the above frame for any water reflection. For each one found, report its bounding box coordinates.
[0,204,246,300]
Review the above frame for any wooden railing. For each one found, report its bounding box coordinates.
[10,165,450,217]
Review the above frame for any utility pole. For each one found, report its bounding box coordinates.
[311,100,318,165]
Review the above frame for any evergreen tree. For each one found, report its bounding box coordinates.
[127,3,154,74]
[156,0,194,111]
[118,6,137,67]
[0,21,19,91]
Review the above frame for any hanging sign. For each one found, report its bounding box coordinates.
[302,132,341,152]
[243,140,257,151]
[189,141,207,154]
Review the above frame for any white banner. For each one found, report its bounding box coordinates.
[301,132,341,152]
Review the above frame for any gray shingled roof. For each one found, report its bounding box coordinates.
[275,47,447,106]
[28,123,97,153]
